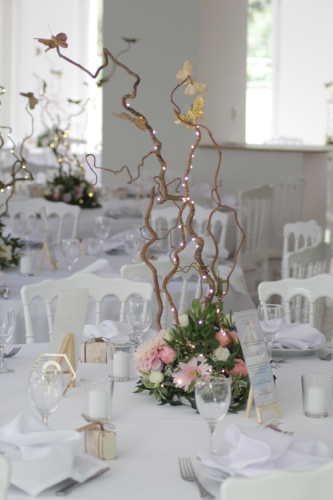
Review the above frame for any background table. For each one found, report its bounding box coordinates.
[2,344,333,499]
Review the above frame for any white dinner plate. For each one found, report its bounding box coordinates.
[272,338,327,357]
[201,465,231,482]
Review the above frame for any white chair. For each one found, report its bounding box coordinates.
[284,241,331,279]
[237,184,274,302]
[281,220,323,278]
[148,205,185,251]
[0,456,11,500]
[120,254,213,329]
[221,461,333,500]
[258,274,333,328]
[270,175,305,258]
[192,205,230,259]
[20,273,153,343]
[6,198,80,244]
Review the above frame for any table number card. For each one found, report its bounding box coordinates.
[234,310,280,422]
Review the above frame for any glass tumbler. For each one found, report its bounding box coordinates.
[81,377,113,422]
[107,341,135,382]
[302,373,333,418]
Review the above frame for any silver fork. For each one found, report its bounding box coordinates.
[316,349,333,361]
[179,457,215,499]
[4,347,21,358]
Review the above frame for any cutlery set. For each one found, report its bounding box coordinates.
[4,347,20,358]
[179,457,215,499]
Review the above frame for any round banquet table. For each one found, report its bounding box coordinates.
[2,344,333,499]
[4,247,254,344]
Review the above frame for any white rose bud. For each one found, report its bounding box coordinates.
[213,346,230,361]
[149,371,164,384]
[164,329,173,342]
[178,314,189,328]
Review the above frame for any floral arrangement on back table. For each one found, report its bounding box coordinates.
[35,32,249,411]
[0,221,23,271]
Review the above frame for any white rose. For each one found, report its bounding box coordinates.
[0,244,11,261]
[164,329,173,342]
[149,371,164,384]
[178,314,189,328]
[213,346,230,361]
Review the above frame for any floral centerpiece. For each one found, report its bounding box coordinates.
[134,299,249,412]
[43,171,100,209]
[0,221,23,271]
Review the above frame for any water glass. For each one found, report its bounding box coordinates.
[94,216,111,253]
[0,307,15,374]
[29,369,63,427]
[124,232,142,262]
[302,373,333,418]
[195,377,231,455]
[107,341,135,381]
[258,304,284,361]
[15,212,37,248]
[126,298,152,344]
[60,238,80,270]
[81,377,113,422]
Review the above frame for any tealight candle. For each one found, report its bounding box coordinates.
[107,342,134,382]
[306,385,326,415]
[88,389,108,420]
[113,351,130,379]
[302,373,332,418]
[19,252,35,276]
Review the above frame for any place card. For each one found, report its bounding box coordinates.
[234,310,281,422]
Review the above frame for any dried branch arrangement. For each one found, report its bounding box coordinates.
[0,86,36,216]
[36,33,245,329]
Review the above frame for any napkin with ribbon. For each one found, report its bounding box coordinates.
[77,258,117,277]
[272,323,325,350]
[0,414,102,497]
[198,424,332,478]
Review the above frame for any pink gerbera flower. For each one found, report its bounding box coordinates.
[173,356,212,391]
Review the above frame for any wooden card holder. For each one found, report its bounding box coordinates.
[246,386,281,424]
[40,236,57,271]
[57,333,76,388]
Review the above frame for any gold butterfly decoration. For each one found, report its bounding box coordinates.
[176,61,208,96]
[113,112,147,131]
[121,37,140,44]
[20,92,39,110]
[174,96,205,129]
[34,33,68,52]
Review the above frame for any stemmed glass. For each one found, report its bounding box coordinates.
[94,216,112,254]
[195,377,231,455]
[60,238,80,271]
[124,232,142,262]
[258,303,284,361]
[29,368,63,427]
[15,212,36,248]
[126,298,152,344]
[0,307,15,374]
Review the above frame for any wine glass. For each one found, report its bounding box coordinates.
[0,307,15,374]
[29,368,63,427]
[258,303,284,361]
[94,216,112,254]
[60,238,80,271]
[124,232,142,262]
[15,212,36,248]
[195,377,231,455]
[126,298,152,344]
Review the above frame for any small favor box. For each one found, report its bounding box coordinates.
[78,423,116,460]
[80,339,107,363]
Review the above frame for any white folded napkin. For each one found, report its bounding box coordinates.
[83,319,132,342]
[78,258,116,277]
[183,239,229,261]
[218,262,250,295]
[198,424,332,478]
[272,323,325,350]
[85,237,124,255]
[0,414,101,497]
[221,194,238,210]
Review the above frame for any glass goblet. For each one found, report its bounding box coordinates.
[124,232,142,262]
[195,377,231,455]
[15,212,36,249]
[60,238,80,271]
[126,298,152,344]
[0,307,15,374]
[94,216,111,254]
[258,303,284,361]
[29,369,63,427]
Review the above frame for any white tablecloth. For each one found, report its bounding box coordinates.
[2,344,333,499]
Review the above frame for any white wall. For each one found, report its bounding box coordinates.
[274,0,333,145]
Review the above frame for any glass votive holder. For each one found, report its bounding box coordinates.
[107,341,135,382]
[19,250,36,276]
[81,377,113,423]
[301,373,333,418]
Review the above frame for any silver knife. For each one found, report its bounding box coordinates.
[55,467,110,496]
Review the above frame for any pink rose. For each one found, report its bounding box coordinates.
[53,192,60,200]
[215,330,232,347]
[229,359,248,378]
[158,345,177,364]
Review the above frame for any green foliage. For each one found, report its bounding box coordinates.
[0,220,23,271]
[43,171,101,209]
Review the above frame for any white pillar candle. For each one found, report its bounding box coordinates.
[88,389,108,420]
[113,351,130,379]
[306,385,327,415]
[20,255,33,275]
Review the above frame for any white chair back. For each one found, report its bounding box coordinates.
[282,220,323,278]
[270,175,305,257]
[120,255,212,329]
[6,199,80,245]
[192,205,230,258]
[20,274,153,343]
[284,241,331,279]
[258,273,333,328]
[0,456,11,500]
[222,461,333,500]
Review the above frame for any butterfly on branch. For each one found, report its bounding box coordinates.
[113,112,147,131]
[174,96,205,129]
[20,92,39,110]
[121,37,140,43]
[176,61,208,96]
[34,33,68,52]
